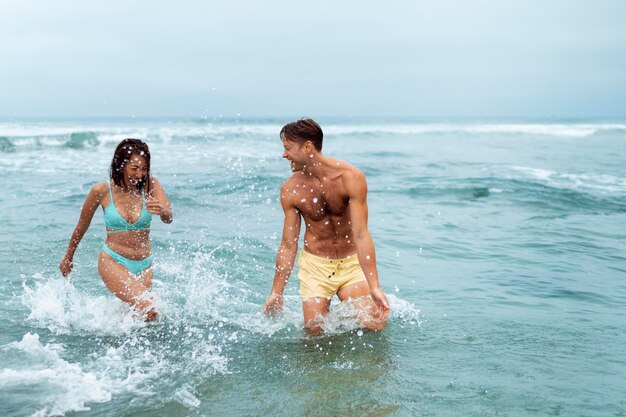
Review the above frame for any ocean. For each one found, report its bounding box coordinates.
[1,118,625,416]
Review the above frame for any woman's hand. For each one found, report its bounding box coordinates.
[145,195,164,215]
[146,178,173,223]
[146,194,172,223]
[59,255,73,277]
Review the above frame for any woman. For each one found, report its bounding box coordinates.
[60,138,172,321]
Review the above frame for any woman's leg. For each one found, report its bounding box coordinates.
[138,266,153,291]
[137,267,157,321]
[98,251,157,321]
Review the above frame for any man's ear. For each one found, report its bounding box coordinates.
[304,140,314,153]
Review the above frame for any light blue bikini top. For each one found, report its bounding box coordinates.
[104,180,152,234]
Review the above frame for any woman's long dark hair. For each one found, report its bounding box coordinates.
[109,138,151,194]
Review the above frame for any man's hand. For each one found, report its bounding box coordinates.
[263,292,284,316]
[369,287,390,321]
[59,256,73,278]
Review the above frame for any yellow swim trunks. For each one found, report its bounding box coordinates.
[297,250,367,299]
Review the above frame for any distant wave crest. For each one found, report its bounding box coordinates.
[1,121,625,152]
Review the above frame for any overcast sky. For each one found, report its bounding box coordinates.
[1,0,625,119]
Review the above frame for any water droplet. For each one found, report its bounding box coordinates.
[357,330,363,337]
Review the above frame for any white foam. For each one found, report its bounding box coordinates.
[329,360,358,370]
[325,122,626,137]
[156,248,303,336]
[16,258,418,414]
[21,276,145,335]
[0,122,278,142]
[172,384,201,409]
[1,333,114,416]
[511,166,626,195]
[21,251,301,339]
[2,331,225,416]
[3,329,227,415]
[513,166,554,180]
[317,294,420,335]
[23,251,419,342]
[319,300,362,334]
[2,121,624,145]
[387,294,422,325]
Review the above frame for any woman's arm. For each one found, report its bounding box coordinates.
[59,184,104,277]
[146,177,173,223]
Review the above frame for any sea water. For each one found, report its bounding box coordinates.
[0,118,625,416]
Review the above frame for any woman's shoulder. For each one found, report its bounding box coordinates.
[89,181,110,198]
[148,176,164,188]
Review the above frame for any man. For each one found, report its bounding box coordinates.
[263,118,390,334]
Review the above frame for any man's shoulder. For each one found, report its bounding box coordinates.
[281,175,300,190]
[341,163,366,184]
[326,156,361,176]
[338,163,367,198]
[279,176,302,203]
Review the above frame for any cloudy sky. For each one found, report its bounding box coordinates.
[1,0,625,118]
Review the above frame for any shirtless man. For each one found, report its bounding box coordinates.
[263,118,390,334]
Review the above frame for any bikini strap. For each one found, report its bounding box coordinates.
[107,180,114,204]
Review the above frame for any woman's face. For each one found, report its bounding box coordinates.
[122,153,148,189]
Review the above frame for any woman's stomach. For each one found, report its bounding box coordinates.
[105,230,152,260]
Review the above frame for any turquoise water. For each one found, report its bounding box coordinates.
[1,119,625,416]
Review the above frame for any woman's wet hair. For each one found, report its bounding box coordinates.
[280,118,323,151]
[109,138,151,193]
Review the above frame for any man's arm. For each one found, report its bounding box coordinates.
[263,183,302,315]
[347,170,390,320]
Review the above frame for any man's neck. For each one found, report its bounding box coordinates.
[301,153,328,180]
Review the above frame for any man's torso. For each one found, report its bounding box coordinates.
[284,160,361,259]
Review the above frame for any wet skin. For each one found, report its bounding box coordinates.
[264,138,390,334]
[60,153,172,321]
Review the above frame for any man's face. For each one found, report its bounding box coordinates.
[282,139,307,172]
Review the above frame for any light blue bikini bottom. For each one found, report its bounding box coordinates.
[102,245,153,276]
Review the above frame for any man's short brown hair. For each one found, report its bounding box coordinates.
[280,118,323,151]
